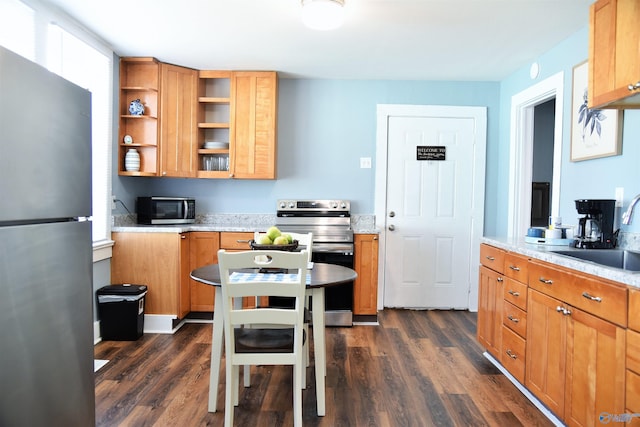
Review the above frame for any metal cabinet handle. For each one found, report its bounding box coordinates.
[505,349,518,359]
[582,292,602,302]
[485,256,495,261]
[508,290,520,297]
[509,265,520,271]
[497,277,504,282]
[236,239,251,243]
[507,315,519,323]
[539,277,553,285]
[556,305,571,315]
[628,81,640,91]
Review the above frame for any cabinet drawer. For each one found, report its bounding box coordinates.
[529,260,627,327]
[628,369,640,415]
[480,244,505,273]
[630,288,640,332]
[501,326,525,384]
[220,232,253,250]
[504,252,529,283]
[628,329,640,375]
[503,277,528,311]
[503,301,527,338]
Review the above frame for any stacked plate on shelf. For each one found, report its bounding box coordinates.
[204,141,229,149]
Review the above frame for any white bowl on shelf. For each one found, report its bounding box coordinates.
[204,141,229,149]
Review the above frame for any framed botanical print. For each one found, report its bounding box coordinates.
[570,60,622,161]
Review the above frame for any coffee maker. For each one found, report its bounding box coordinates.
[571,199,617,249]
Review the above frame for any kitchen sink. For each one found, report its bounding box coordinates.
[551,249,640,272]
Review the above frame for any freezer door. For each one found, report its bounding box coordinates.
[0,221,95,426]
[0,46,91,222]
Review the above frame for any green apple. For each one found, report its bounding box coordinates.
[266,226,281,240]
[257,234,272,245]
[281,233,293,244]
[273,236,289,245]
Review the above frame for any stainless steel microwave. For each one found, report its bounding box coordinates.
[136,197,196,225]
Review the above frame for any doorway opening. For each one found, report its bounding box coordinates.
[508,72,564,238]
[531,99,556,227]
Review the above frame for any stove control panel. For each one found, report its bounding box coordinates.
[277,199,350,212]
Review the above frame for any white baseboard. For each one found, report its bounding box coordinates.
[94,321,102,344]
[483,352,565,427]
[143,314,183,334]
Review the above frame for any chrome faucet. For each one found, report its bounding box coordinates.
[622,193,640,225]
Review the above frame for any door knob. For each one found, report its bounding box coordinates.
[389,211,395,217]
[388,224,395,231]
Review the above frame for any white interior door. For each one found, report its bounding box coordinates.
[376,105,486,309]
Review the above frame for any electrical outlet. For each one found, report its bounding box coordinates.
[360,157,372,169]
[111,195,117,210]
[615,187,624,208]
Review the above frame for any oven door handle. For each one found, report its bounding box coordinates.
[312,247,354,255]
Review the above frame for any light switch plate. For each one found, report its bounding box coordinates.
[615,187,624,207]
[360,157,372,169]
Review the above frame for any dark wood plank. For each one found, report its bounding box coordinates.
[94,310,554,426]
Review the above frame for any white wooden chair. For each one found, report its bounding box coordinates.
[217,249,309,427]
[248,232,313,381]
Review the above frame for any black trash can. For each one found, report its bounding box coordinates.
[97,284,147,341]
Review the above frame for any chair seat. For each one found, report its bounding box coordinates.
[235,328,308,354]
[235,328,294,353]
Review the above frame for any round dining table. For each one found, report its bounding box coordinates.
[190,262,357,417]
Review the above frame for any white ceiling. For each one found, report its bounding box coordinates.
[43,0,593,81]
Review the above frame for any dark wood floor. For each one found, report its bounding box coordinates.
[94,309,553,426]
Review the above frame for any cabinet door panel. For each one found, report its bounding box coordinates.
[525,289,566,418]
[477,266,503,358]
[231,72,277,179]
[354,234,378,315]
[565,307,626,427]
[189,232,220,312]
[160,63,198,177]
[111,232,180,315]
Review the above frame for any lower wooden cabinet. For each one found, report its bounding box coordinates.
[628,289,640,423]
[189,232,220,312]
[353,234,378,315]
[477,265,504,358]
[111,232,191,318]
[526,288,626,425]
[501,325,526,383]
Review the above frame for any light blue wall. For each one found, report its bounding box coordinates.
[113,79,500,227]
[112,26,640,237]
[497,27,640,235]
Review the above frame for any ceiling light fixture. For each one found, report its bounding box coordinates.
[301,0,345,31]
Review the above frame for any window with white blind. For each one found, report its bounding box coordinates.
[0,0,113,258]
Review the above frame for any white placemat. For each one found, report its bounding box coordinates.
[229,272,311,284]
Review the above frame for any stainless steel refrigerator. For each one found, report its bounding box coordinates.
[0,46,95,426]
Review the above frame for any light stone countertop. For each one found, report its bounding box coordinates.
[482,236,640,289]
[111,213,380,235]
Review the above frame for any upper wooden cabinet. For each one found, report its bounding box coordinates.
[230,71,278,179]
[118,57,160,176]
[120,59,278,179]
[589,0,640,109]
[197,70,278,179]
[118,58,198,177]
[160,63,198,177]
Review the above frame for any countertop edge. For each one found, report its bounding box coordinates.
[481,236,640,289]
[112,225,381,234]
